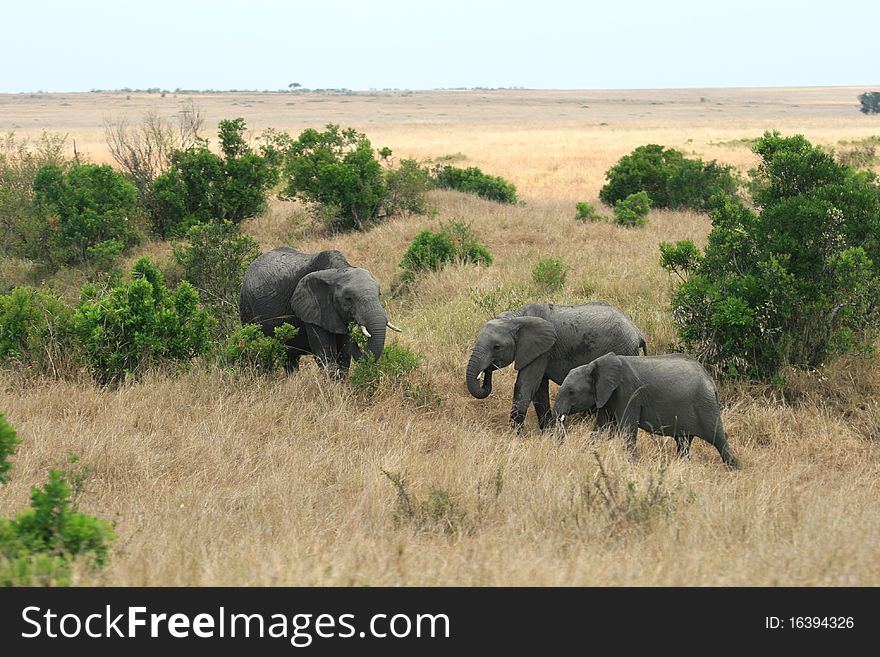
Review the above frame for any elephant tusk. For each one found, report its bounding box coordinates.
[559,414,566,423]
[387,321,403,332]
[477,371,485,383]
[360,325,372,338]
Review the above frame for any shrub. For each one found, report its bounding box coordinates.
[575,201,602,222]
[0,132,70,259]
[439,219,493,266]
[152,118,280,237]
[222,323,298,371]
[433,165,517,204]
[283,124,386,232]
[401,230,455,273]
[613,190,651,227]
[172,220,261,336]
[661,131,880,378]
[659,239,701,280]
[32,163,141,269]
[0,286,75,376]
[400,220,492,276]
[599,144,737,211]
[0,416,115,586]
[349,341,421,395]
[0,413,19,485]
[532,257,569,292]
[858,91,880,115]
[0,468,116,586]
[73,257,215,384]
[383,158,431,217]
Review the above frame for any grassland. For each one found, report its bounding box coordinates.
[1,87,879,585]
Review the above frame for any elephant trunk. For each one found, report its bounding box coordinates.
[466,348,493,399]
[361,307,387,361]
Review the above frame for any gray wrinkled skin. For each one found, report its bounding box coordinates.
[554,353,737,468]
[466,303,647,431]
[240,247,388,374]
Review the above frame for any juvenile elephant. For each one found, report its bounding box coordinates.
[239,247,400,374]
[553,353,737,467]
[466,303,647,431]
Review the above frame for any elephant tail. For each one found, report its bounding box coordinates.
[639,337,648,356]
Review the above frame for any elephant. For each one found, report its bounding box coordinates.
[466,303,647,431]
[239,247,400,374]
[553,353,738,468]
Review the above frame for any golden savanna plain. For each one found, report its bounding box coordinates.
[1,87,878,585]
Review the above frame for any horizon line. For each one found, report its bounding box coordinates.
[2,83,879,96]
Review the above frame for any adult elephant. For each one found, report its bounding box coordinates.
[239,247,400,374]
[466,303,647,431]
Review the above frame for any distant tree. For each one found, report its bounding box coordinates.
[858,92,880,115]
[288,82,302,89]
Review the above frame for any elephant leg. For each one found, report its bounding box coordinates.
[596,407,615,431]
[510,357,549,432]
[676,435,693,458]
[611,406,639,462]
[533,377,553,431]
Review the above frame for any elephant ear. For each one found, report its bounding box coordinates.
[593,353,622,408]
[512,317,557,370]
[290,270,347,334]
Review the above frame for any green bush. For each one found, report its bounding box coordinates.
[152,118,280,237]
[659,239,701,280]
[532,257,569,292]
[32,163,141,270]
[73,257,215,384]
[0,286,75,376]
[661,131,880,377]
[0,132,70,259]
[433,166,517,204]
[222,323,298,371]
[283,124,386,232]
[173,220,261,336]
[0,468,116,586]
[0,416,115,586]
[384,158,432,217]
[400,220,492,276]
[613,190,652,227]
[0,413,19,485]
[401,230,455,273]
[599,144,737,211]
[575,201,602,222]
[349,341,421,395]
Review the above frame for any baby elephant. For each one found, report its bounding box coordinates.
[554,353,737,468]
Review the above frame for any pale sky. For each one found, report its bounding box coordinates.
[2,0,877,92]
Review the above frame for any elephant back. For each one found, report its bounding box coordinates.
[240,247,352,329]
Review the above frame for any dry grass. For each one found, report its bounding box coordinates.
[1,87,880,585]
